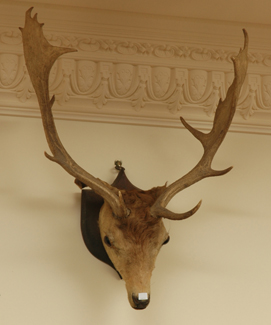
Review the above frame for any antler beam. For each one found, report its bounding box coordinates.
[151,29,249,220]
[20,7,129,218]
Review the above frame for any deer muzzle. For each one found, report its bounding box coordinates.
[131,293,150,310]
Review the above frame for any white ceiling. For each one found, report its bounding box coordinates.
[15,0,271,25]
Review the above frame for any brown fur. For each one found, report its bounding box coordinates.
[117,189,164,246]
[118,190,160,245]
[98,186,169,309]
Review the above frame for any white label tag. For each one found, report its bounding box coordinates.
[138,293,148,301]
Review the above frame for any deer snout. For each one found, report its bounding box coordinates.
[131,293,150,309]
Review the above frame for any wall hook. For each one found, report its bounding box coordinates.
[114,160,125,170]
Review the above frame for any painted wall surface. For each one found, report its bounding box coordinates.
[0,114,271,324]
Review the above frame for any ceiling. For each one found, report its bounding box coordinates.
[15,0,271,26]
[1,0,270,135]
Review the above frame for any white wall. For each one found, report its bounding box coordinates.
[1,114,271,324]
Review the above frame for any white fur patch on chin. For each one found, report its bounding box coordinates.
[138,293,148,301]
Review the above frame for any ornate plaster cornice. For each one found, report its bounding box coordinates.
[0,3,271,134]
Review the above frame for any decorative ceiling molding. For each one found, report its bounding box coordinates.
[0,2,271,134]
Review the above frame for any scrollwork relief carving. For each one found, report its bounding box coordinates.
[1,28,271,67]
[0,26,270,120]
[0,53,269,119]
[0,30,22,45]
[0,54,18,86]
[152,67,171,98]
[262,76,271,107]
[189,70,208,101]
[114,64,134,96]
[77,60,97,92]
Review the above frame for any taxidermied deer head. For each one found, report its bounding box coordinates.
[20,7,248,309]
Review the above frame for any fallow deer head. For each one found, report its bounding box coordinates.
[20,8,248,309]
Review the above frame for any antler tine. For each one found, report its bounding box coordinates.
[151,29,249,220]
[20,8,129,218]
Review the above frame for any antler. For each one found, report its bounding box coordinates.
[151,29,249,220]
[20,7,129,218]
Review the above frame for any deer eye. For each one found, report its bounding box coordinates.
[104,236,112,247]
[162,236,170,245]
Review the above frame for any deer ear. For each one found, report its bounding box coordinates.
[162,236,170,245]
[145,184,168,199]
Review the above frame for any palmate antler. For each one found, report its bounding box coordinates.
[151,30,249,219]
[20,7,129,218]
[21,8,248,221]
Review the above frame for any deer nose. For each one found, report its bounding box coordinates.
[132,293,150,309]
